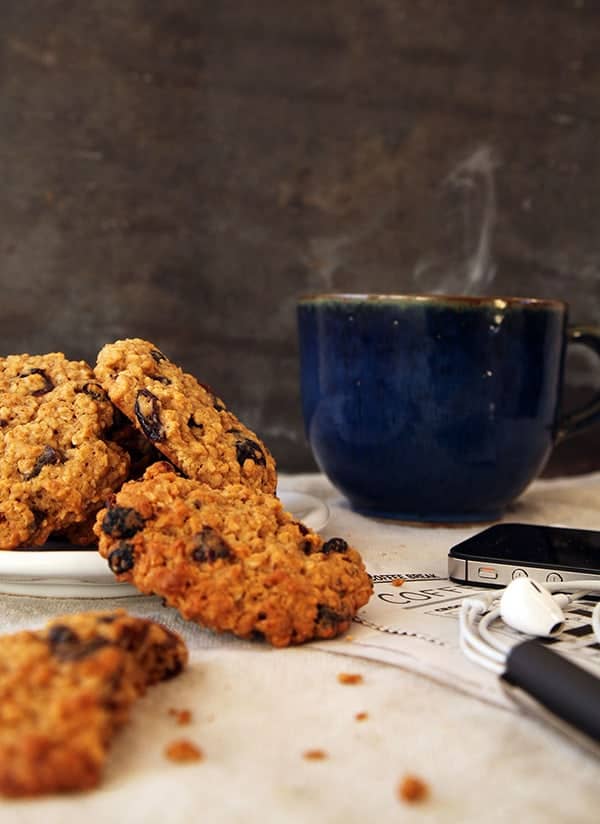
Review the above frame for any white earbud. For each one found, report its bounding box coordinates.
[500,578,566,637]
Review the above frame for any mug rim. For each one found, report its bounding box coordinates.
[297,292,566,310]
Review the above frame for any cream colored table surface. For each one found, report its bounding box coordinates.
[2,472,600,824]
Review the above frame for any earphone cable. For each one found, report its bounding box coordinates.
[478,608,512,654]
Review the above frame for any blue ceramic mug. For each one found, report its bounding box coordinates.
[297,294,600,522]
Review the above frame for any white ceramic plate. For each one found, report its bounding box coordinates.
[277,490,330,532]
[0,490,330,598]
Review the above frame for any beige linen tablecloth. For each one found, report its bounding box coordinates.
[2,472,600,823]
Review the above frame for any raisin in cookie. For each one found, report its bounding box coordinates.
[94,339,276,493]
[0,610,187,796]
[0,353,130,549]
[107,407,165,481]
[95,462,372,647]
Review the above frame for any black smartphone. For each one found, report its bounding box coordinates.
[448,523,600,588]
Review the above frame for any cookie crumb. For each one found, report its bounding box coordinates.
[391,578,405,587]
[355,711,369,721]
[303,749,328,760]
[165,739,203,763]
[337,672,363,685]
[397,774,429,803]
[168,708,192,725]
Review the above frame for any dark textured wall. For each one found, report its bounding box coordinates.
[1,1,600,474]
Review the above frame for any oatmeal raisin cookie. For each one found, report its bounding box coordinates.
[0,610,187,796]
[0,353,129,549]
[94,339,276,493]
[95,462,372,647]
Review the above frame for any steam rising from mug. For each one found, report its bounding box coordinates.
[414,145,498,297]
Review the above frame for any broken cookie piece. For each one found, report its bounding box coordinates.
[0,610,187,797]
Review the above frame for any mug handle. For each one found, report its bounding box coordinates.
[556,325,600,441]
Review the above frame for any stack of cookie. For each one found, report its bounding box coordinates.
[0,339,373,647]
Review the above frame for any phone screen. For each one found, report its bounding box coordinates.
[448,523,600,586]
[451,523,600,569]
